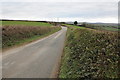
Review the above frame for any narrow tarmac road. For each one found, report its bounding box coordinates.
[2,26,67,78]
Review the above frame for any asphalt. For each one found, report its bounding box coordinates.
[2,26,67,78]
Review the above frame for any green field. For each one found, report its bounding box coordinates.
[63,23,119,31]
[1,21,52,27]
[59,25,119,78]
[101,27,119,31]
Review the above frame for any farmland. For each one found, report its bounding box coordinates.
[64,22,119,31]
[83,23,119,31]
[59,25,119,78]
[1,20,52,27]
[2,20,61,49]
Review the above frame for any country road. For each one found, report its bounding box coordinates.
[2,26,67,78]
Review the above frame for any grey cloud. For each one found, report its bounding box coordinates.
[1,2,118,22]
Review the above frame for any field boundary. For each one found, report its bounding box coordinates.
[3,27,61,52]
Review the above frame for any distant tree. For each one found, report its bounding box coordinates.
[74,21,78,25]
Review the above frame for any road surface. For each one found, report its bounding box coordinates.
[2,26,67,78]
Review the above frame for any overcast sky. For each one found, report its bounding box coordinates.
[0,0,119,23]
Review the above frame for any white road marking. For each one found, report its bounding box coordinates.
[10,61,15,65]
[54,32,62,39]
[3,61,15,66]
